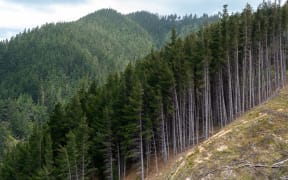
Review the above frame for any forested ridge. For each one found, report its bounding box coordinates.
[0,9,216,161]
[128,11,219,47]
[0,1,287,180]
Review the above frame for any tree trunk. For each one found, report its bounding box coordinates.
[139,111,144,180]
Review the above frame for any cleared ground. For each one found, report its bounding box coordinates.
[159,85,288,180]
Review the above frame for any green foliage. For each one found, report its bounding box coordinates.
[1,2,287,179]
[0,10,154,108]
[0,95,47,162]
[128,11,219,47]
[0,10,216,164]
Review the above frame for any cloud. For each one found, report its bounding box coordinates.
[0,0,273,40]
[4,0,86,5]
[0,0,92,29]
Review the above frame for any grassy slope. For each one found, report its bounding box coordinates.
[165,85,288,179]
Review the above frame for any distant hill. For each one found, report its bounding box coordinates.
[128,11,219,47]
[0,9,154,109]
[0,9,218,109]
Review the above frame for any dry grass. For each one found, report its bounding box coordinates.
[164,85,288,180]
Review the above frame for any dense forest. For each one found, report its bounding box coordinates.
[0,9,216,106]
[128,11,219,47]
[1,1,287,179]
[0,10,217,161]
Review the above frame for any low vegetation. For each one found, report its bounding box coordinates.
[168,85,288,179]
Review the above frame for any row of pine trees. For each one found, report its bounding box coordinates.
[0,1,287,179]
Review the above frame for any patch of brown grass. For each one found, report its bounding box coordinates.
[166,85,288,179]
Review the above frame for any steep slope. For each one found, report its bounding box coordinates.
[0,8,154,162]
[0,8,218,163]
[0,9,218,109]
[1,2,287,179]
[0,9,153,108]
[165,85,288,179]
[76,9,154,77]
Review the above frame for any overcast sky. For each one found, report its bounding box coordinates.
[0,0,274,40]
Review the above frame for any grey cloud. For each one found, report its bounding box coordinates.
[5,0,87,5]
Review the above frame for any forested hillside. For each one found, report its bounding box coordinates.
[0,9,154,108]
[0,9,217,108]
[0,9,217,160]
[0,1,287,179]
[128,11,219,47]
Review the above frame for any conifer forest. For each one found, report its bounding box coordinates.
[0,1,288,179]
